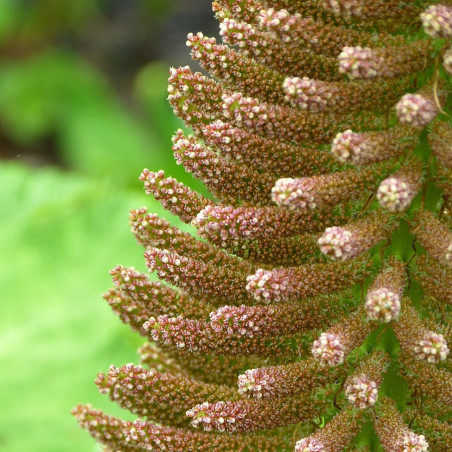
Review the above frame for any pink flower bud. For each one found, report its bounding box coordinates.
[413,331,450,364]
[344,376,379,409]
[312,332,346,366]
[421,4,452,38]
[396,94,437,128]
[443,47,452,75]
[295,437,325,452]
[283,77,332,111]
[377,178,415,212]
[318,227,355,261]
[331,130,372,165]
[401,431,429,452]
[338,46,378,79]
[365,288,401,323]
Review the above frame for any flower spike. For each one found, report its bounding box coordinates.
[365,261,406,322]
[312,307,374,367]
[295,408,363,452]
[375,398,429,452]
[413,211,452,268]
[319,211,395,261]
[75,1,452,450]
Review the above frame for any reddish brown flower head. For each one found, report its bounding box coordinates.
[338,46,378,79]
[283,77,333,112]
[375,398,430,452]
[332,127,417,166]
[338,41,430,80]
[295,408,362,452]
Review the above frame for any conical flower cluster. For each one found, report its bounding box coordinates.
[74,1,452,450]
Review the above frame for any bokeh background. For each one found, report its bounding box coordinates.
[0,1,215,450]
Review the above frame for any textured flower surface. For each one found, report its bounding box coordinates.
[318,226,355,260]
[365,288,401,322]
[396,94,438,128]
[413,331,450,363]
[74,1,452,451]
[344,376,378,409]
[401,431,429,452]
[420,4,452,38]
[312,332,346,366]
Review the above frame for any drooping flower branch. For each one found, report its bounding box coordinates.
[74,1,452,450]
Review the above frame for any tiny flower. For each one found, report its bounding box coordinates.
[344,376,379,409]
[271,177,317,210]
[338,46,378,79]
[365,288,401,322]
[331,130,372,165]
[283,77,332,111]
[237,370,263,398]
[377,177,414,212]
[401,431,429,452]
[396,94,437,128]
[318,227,355,261]
[187,402,215,431]
[245,269,276,302]
[312,332,345,366]
[443,46,452,75]
[294,437,325,452]
[322,0,363,18]
[420,4,452,38]
[413,331,449,363]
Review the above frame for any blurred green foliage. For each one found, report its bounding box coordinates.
[0,0,205,450]
[0,48,207,188]
[0,163,147,451]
